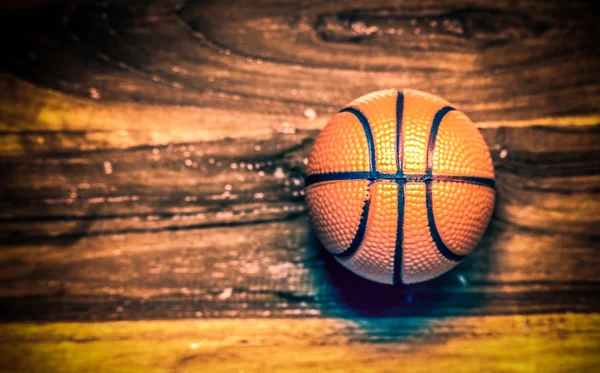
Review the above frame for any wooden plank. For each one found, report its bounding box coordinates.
[1,124,598,235]
[0,218,598,321]
[1,314,599,372]
[1,0,599,156]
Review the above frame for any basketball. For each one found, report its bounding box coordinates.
[305,89,495,284]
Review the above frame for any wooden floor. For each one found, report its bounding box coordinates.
[0,0,599,372]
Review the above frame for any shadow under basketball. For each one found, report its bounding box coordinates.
[306,214,498,324]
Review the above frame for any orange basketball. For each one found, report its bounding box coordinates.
[305,89,495,284]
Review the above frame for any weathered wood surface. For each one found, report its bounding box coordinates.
[0,0,599,325]
[1,0,599,371]
[2,314,600,373]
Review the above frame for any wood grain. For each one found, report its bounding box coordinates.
[0,0,599,324]
[1,0,599,155]
[1,0,599,371]
[2,314,599,373]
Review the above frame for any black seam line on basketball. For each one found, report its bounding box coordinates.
[396,91,405,172]
[425,106,464,262]
[340,107,376,174]
[393,91,405,285]
[426,106,455,175]
[333,181,372,258]
[304,172,495,188]
[425,180,465,262]
[392,180,405,285]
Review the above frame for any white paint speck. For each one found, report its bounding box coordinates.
[43,197,73,205]
[442,19,464,34]
[303,107,317,120]
[277,122,296,134]
[499,149,509,159]
[103,161,113,175]
[224,184,232,191]
[189,343,199,350]
[89,88,101,100]
[254,192,264,199]
[207,191,238,200]
[273,167,286,179]
[350,20,379,36]
[185,159,193,166]
[217,287,233,300]
[457,274,468,286]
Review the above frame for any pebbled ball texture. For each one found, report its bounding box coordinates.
[305,89,495,284]
[304,180,369,255]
